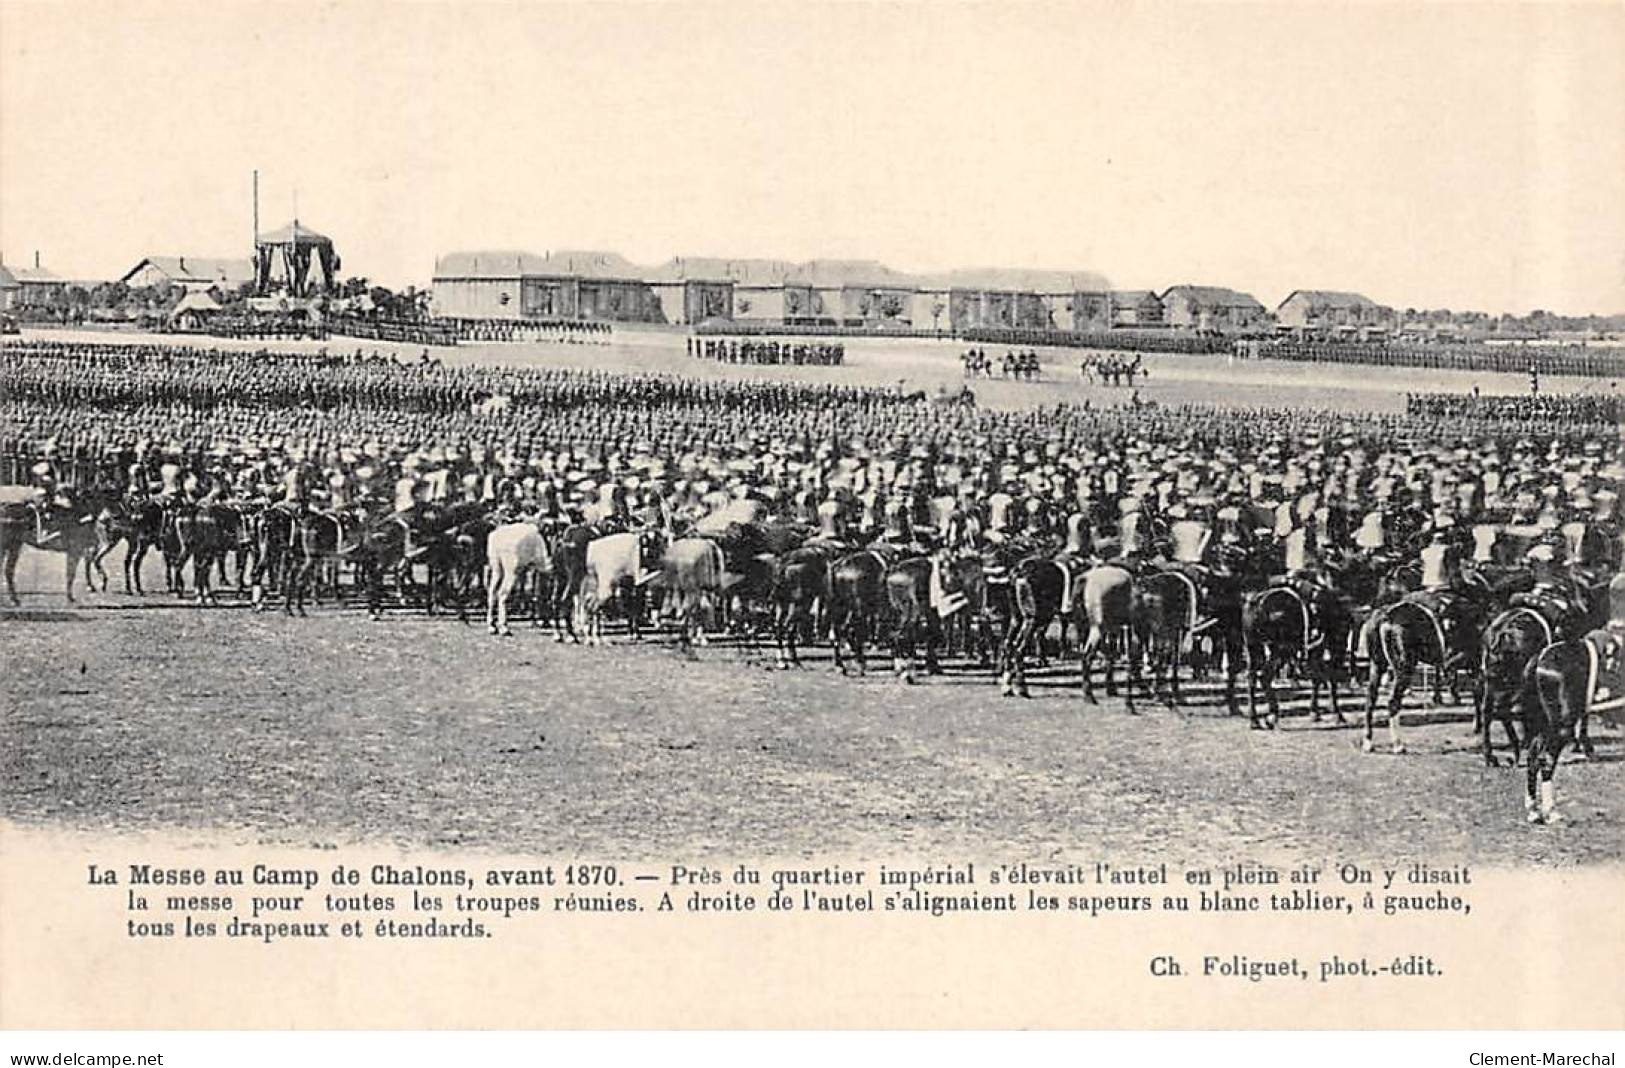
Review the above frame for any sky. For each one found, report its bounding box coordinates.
[2,1,1623,315]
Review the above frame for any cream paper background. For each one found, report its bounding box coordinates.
[1,825,1622,1030]
[3,0,1623,1032]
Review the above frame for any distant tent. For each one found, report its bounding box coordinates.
[170,290,223,330]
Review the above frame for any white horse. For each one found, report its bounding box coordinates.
[484,522,552,636]
[579,531,662,643]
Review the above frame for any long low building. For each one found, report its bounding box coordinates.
[430,250,1111,329]
[1275,289,1396,335]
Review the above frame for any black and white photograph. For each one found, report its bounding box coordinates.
[1,0,1622,1038]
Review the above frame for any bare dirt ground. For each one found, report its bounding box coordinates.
[4,328,1620,865]
[3,572,1619,865]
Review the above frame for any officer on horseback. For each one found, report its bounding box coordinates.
[1510,531,1586,637]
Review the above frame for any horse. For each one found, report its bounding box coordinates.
[828,548,891,674]
[662,536,729,647]
[939,550,994,664]
[209,503,258,594]
[710,523,784,644]
[769,545,831,668]
[547,522,595,642]
[1362,590,1490,754]
[251,505,299,610]
[1075,564,1140,710]
[1131,569,1197,709]
[884,554,962,683]
[1475,607,1551,767]
[284,510,354,616]
[156,502,233,604]
[352,514,410,620]
[420,505,492,622]
[579,529,663,644]
[484,521,553,636]
[1240,581,1354,730]
[1521,635,1615,824]
[89,497,164,594]
[1000,554,1065,698]
[0,488,104,605]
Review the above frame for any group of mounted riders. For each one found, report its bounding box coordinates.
[961,348,1041,380]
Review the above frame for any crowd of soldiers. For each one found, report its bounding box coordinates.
[1406,391,1625,425]
[965,328,1230,356]
[5,339,1621,553]
[450,318,614,344]
[963,328,1624,380]
[687,337,846,366]
[7,333,1622,825]
[1255,339,1623,379]
[178,316,327,342]
[961,348,1040,379]
[326,316,460,347]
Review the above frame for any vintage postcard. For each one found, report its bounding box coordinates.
[1,0,1622,1034]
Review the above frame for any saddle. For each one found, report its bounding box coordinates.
[1509,588,1580,637]
[803,535,853,557]
[1052,553,1089,615]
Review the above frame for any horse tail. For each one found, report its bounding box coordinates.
[1528,648,1567,739]
[1357,606,1383,663]
[1013,568,1037,619]
[1378,614,1407,678]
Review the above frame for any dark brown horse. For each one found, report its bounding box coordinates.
[1362,591,1489,754]
[884,555,938,682]
[90,497,164,595]
[0,490,104,605]
[770,545,830,668]
[1475,607,1551,767]
[547,522,595,642]
[167,505,235,605]
[1000,555,1064,698]
[251,505,299,610]
[1131,569,1197,709]
[1240,581,1355,730]
[1521,635,1612,824]
[829,549,891,675]
[285,510,354,616]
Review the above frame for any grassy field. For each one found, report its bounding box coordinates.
[3,327,1620,864]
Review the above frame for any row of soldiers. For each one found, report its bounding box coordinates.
[963,328,1229,356]
[3,339,901,419]
[6,366,1619,509]
[1256,339,1623,379]
[326,316,460,347]
[451,317,614,344]
[686,337,846,366]
[1405,390,1624,424]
